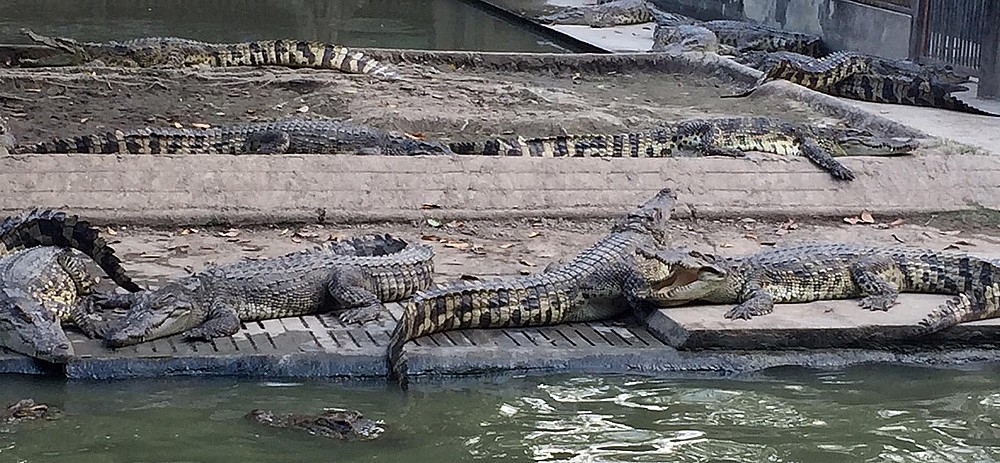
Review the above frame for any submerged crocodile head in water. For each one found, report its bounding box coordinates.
[103,280,206,347]
[2,398,54,425]
[246,408,385,441]
[0,287,74,363]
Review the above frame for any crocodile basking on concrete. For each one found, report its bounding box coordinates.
[731,51,999,117]
[696,20,828,57]
[246,408,385,441]
[99,234,434,346]
[14,118,453,155]
[387,188,679,389]
[449,116,920,181]
[637,243,1000,334]
[0,209,142,363]
[20,28,400,79]
[535,0,684,27]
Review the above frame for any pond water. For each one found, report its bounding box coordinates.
[3,365,1000,462]
[0,0,567,52]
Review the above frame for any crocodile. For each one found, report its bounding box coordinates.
[20,28,399,79]
[651,24,729,54]
[731,51,1000,117]
[14,118,453,155]
[0,209,141,363]
[246,408,385,441]
[698,20,828,57]
[535,0,686,27]
[99,234,434,346]
[636,243,1000,335]
[1,398,57,425]
[387,188,678,389]
[448,116,921,181]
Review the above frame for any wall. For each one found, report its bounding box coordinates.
[653,0,912,59]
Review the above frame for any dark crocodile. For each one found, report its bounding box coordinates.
[638,243,1000,335]
[651,24,727,53]
[448,116,920,181]
[0,209,141,363]
[731,51,1000,117]
[1,398,57,425]
[99,234,434,346]
[698,20,828,57]
[246,408,384,441]
[21,28,399,79]
[387,188,679,389]
[535,0,683,27]
[14,118,453,155]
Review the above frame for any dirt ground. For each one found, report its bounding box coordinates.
[102,214,1000,288]
[0,61,838,146]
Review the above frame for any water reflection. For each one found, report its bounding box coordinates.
[0,0,565,52]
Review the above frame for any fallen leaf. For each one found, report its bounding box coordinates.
[106,227,117,235]
[217,229,240,238]
[179,228,192,235]
[759,241,777,246]
[888,218,906,227]
[471,245,487,255]
[279,228,290,236]
[719,243,734,248]
[952,239,975,246]
[406,132,427,140]
[843,217,861,225]
[944,244,960,251]
[191,122,211,129]
[297,105,309,113]
[775,228,788,236]
[242,245,264,252]
[173,122,183,129]
[940,230,962,236]
[743,234,757,240]
[421,234,444,241]
[460,274,481,281]
[519,259,536,267]
[860,211,875,223]
[427,218,443,228]
[291,237,302,243]
[80,117,89,123]
[527,231,541,238]
[421,203,442,210]
[327,233,346,241]
[294,231,319,238]
[139,253,162,258]
[891,234,905,243]
[443,241,470,249]
[445,221,464,229]
[538,253,553,258]
[499,243,516,249]
[519,270,531,275]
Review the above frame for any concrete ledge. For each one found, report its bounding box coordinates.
[1,153,996,225]
[646,294,1000,350]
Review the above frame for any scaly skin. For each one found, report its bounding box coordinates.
[14,118,453,155]
[698,20,828,57]
[732,51,999,117]
[101,234,434,346]
[448,116,919,181]
[246,408,384,441]
[0,209,141,363]
[1,399,55,425]
[536,0,671,27]
[735,51,973,89]
[21,28,399,79]
[651,24,732,54]
[387,188,678,389]
[638,243,1000,335]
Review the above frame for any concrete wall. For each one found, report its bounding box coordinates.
[653,0,913,59]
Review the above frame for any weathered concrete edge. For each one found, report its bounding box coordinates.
[5,345,1000,380]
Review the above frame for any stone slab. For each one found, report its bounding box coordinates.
[646,294,1000,350]
[1,152,996,226]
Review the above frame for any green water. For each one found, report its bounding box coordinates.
[3,365,1000,462]
[0,0,566,52]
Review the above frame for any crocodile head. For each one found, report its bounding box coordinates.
[633,247,731,306]
[104,280,205,347]
[2,398,52,425]
[0,287,74,363]
[246,408,385,441]
[825,129,921,156]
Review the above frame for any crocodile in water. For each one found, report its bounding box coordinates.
[0,209,141,363]
[14,118,453,155]
[100,234,434,346]
[21,28,399,79]
[246,408,385,441]
[2,398,57,425]
[638,243,1000,335]
[386,188,679,389]
[448,116,920,181]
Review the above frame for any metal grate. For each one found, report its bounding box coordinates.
[912,0,992,70]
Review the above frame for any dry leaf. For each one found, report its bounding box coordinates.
[519,259,536,267]
[427,218,443,228]
[943,244,960,250]
[719,243,734,248]
[191,122,211,129]
[460,274,481,281]
[527,231,541,238]
[891,234,905,243]
[421,234,444,241]
[519,270,531,275]
[179,228,192,236]
[421,203,442,209]
[888,218,905,227]
[940,230,962,236]
[843,217,861,225]
[499,243,516,249]
[80,117,90,123]
[217,229,240,237]
[297,105,309,113]
[173,122,183,129]
[291,237,302,243]
[471,245,486,255]
[775,229,788,236]
[860,211,875,223]
[279,228,290,236]
[744,234,757,240]
[952,239,975,246]
[443,241,470,249]
[106,227,117,235]
[445,221,464,228]
[139,253,162,258]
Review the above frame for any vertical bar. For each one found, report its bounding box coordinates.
[977,0,1000,98]
[909,0,931,60]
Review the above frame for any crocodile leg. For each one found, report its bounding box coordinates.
[850,256,902,311]
[93,291,142,309]
[330,267,385,324]
[184,305,241,340]
[67,297,118,339]
[245,130,292,154]
[725,284,775,320]
[798,138,855,180]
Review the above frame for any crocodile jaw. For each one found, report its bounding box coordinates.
[0,316,74,363]
[104,283,205,347]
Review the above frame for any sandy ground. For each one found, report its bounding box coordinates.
[101,215,1000,288]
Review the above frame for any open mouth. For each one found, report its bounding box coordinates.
[651,268,701,293]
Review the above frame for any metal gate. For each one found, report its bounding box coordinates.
[909,0,995,73]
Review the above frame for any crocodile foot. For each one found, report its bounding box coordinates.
[724,299,773,320]
[858,294,897,311]
[338,305,383,325]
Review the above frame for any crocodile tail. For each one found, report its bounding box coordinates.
[16,131,125,154]
[212,40,399,79]
[387,300,416,391]
[0,209,142,292]
[320,233,409,256]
